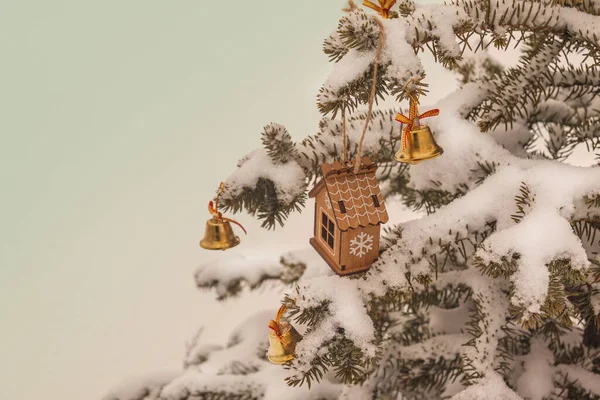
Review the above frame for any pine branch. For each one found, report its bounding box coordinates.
[283,295,330,328]
[382,354,464,398]
[221,177,306,230]
[338,10,380,52]
[323,31,348,62]
[261,124,298,164]
[511,182,535,223]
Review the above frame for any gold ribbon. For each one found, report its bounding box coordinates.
[395,96,439,151]
[208,182,247,234]
[268,305,289,345]
[362,0,396,18]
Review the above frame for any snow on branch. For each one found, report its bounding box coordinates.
[277,92,600,387]
[195,254,285,300]
[220,149,307,229]
[157,312,343,400]
[291,276,378,367]
[103,371,180,400]
[195,249,334,300]
[404,0,600,65]
[318,9,425,116]
[450,373,522,400]
[556,364,600,395]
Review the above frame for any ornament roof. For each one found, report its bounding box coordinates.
[309,157,389,231]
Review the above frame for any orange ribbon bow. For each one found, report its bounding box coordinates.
[268,305,289,345]
[395,97,439,151]
[209,183,247,234]
[363,0,396,18]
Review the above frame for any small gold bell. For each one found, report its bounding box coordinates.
[395,124,443,164]
[267,306,302,364]
[200,217,241,250]
[394,85,443,165]
[199,182,246,251]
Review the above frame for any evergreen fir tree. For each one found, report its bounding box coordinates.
[106,0,600,399]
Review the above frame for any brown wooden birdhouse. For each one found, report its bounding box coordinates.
[308,157,389,276]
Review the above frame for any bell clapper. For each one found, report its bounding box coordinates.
[199,182,247,250]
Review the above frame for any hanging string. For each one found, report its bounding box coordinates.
[341,106,348,162]
[340,0,358,165]
[353,16,385,173]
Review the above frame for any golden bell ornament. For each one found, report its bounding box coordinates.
[267,306,302,364]
[199,182,246,251]
[394,88,443,165]
[395,124,443,164]
[200,217,241,250]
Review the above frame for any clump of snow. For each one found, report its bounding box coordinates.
[322,48,375,93]
[451,372,522,400]
[551,6,600,45]
[516,338,555,400]
[295,275,377,360]
[338,380,377,400]
[160,372,265,400]
[428,303,472,335]
[399,333,469,360]
[195,253,283,298]
[184,342,222,368]
[103,370,181,400]
[463,272,511,375]
[489,122,532,158]
[405,3,467,58]
[160,311,343,400]
[280,248,335,280]
[224,149,306,205]
[408,93,514,194]
[380,17,423,88]
[556,364,600,395]
[291,317,338,375]
[478,208,589,314]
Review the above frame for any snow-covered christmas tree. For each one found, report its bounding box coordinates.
[106,0,600,399]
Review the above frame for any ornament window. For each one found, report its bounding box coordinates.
[321,212,335,249]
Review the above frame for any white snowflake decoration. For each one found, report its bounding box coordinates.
[325,195,332,210]
[349,232,374,258]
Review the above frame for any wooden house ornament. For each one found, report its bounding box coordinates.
[308,157,389,275]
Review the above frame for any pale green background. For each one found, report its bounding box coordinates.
[0,1,452,399]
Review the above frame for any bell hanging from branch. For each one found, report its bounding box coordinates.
[395,124,444,164]
[394,88,443,164]
[267,305,302,364]
[199,182,247,250]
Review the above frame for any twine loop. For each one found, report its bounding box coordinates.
[340,1,386,173]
